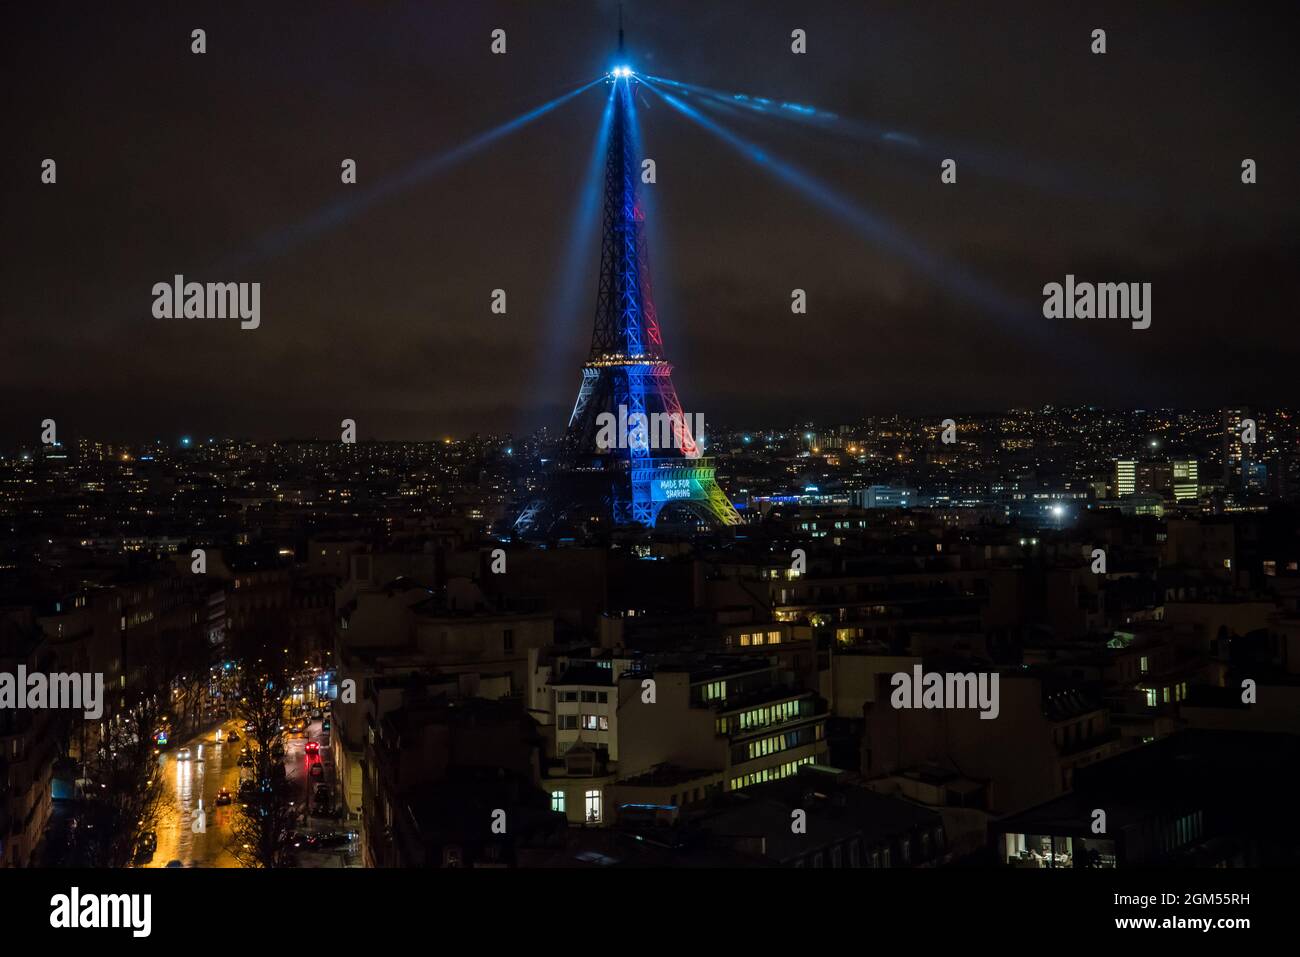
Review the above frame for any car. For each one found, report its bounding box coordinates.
[313,784,331,803]
[226,729,239,743]
[175,747,191,760]
[309,763,324,778]
[306,830,356,849]
[238,750,254,768]
[165,860,184,868]
[305,741,319,755]
[132,830,158,863]
[215,787,232,806]
[242,721,254,733]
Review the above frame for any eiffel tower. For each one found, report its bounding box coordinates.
[513,27,739,537]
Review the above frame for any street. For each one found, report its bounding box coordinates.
[145,715,358,868]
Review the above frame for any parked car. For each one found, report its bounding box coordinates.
[132,830,157,864]
[226,729,239,743]
[306,830,355,849]
[215,787,232,806]
[309,763,324,779]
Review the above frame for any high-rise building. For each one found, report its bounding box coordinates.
[1222,408,1252,487]
[1114,460,1137,497]
[1172,459,1199,502]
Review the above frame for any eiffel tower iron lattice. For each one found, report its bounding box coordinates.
[513,67,740,537]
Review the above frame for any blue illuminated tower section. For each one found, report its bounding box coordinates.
[512,42,740,536]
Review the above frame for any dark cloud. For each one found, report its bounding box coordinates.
[1,0,1296,443]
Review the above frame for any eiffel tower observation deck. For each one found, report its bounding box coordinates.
[513,40,740,538]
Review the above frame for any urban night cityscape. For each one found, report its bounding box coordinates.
[2,0,1297,939]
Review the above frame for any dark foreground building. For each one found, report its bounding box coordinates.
[991,730,1300,867]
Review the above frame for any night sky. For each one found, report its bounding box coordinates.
[3,0,1297,444]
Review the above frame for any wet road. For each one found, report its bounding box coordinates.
[145,718,350,868]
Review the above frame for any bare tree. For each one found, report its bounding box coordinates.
[69,690,168,867]
[228,664,298,867]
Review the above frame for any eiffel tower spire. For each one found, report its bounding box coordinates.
[512,28,740,536]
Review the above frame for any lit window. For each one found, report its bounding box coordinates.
[551,791,565,814]
[584,790,602,823]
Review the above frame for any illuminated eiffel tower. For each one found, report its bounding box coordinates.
[513,29,739,537]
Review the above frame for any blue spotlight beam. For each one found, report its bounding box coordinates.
[218,76,605,271]
[639,76,1140,375]
[528,83,618,423]
[646,74,1147,206]
[641,80,1026,319]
